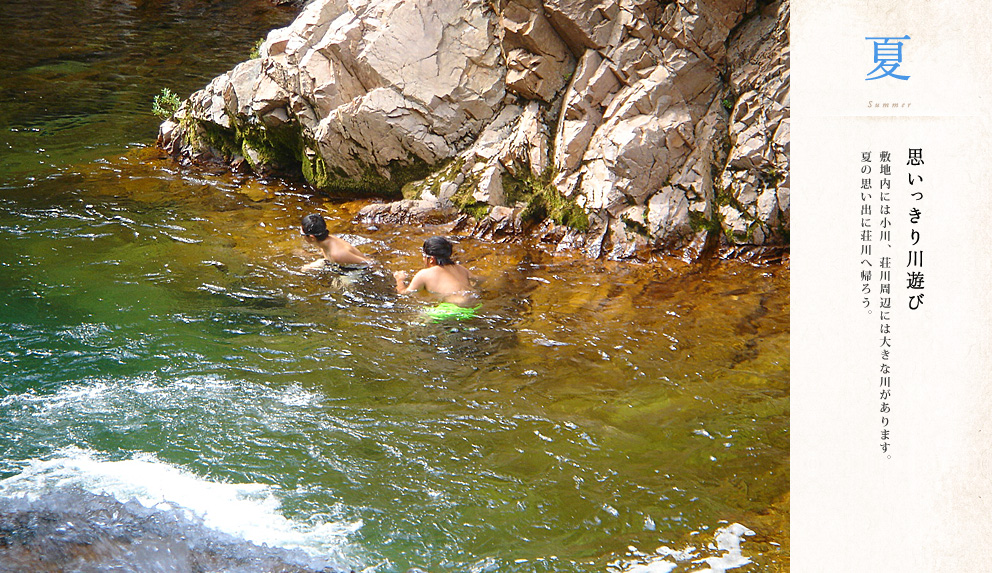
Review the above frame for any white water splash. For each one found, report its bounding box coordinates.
[694,523,755,572]
[0,448,360,561]
[611,523,757,573]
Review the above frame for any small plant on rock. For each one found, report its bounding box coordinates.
[152,88,181,120]
[249,38,265,60]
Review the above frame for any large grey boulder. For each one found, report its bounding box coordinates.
[167,0,504,193]
[161,0,790,260]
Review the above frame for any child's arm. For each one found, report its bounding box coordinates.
[395,269,429,294]
[393,270,408,293]
[301,258,327,272]
[395,270,422,294]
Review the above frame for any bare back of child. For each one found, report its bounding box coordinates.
[393,236,478,306]
[299,213,369,272]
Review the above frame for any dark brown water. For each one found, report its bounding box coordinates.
[0,2,789,572]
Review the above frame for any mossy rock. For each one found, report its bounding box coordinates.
[187,112,433,199]
[506,168,589,232]
[688,209,721,234]
[448,168,489,220]
[402,158,464,201]
[303,154,433,198]
[235,121,303,171]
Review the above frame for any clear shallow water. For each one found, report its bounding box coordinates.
[0,2,789,572]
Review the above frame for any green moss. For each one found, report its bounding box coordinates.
[462,201,491,220]
[186,114,303,171]
[688,209,721,234]
[507,167,589,232]
[301,151,333,189]
[194,120,241,157]
[176,113,198,149]
[234,120,303,170]
[303,161,383,197]
[714,182,748,213]
[401,179,425,200]
[712,184,752,244]
[759,167,785,187]
[403,158,463,200]
[249,38,265,60]
[501,172,527,206]
[622,216,650,237]
[714,172,789,244]
[386,156,433,195]
[185,108,434,198]
[299,155,433,198]
[448,169,490,220]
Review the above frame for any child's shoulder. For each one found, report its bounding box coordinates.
[422,265,446,276]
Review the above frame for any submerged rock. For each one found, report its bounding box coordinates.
[0,489,345,573]
[160,0,790,261]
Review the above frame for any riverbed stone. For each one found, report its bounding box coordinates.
[357,198,457,226]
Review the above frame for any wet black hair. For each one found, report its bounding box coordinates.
[423,236,454,266]
[301,214,329,241]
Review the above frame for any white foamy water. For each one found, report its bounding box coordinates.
[0,448,362,564]
[610,523,755,573]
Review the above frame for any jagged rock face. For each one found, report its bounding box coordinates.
[544,0,788,259]
[720,0,790,246]
[161,0,790,260]
[171,0,504,188]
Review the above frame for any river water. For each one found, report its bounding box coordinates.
[0,1,789,571]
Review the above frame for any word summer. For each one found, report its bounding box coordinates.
[867,101,912,108]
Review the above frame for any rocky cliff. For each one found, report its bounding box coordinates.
[159,0,789,261]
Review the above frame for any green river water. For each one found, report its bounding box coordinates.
[0,1,789,571]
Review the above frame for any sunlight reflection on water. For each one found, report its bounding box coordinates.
[0,0,788,569]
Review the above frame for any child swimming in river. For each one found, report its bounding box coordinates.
[299,213,370,272]
[394,236,481,320]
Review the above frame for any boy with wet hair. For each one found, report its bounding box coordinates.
[299,213,370,272]
[394,236,479,310]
